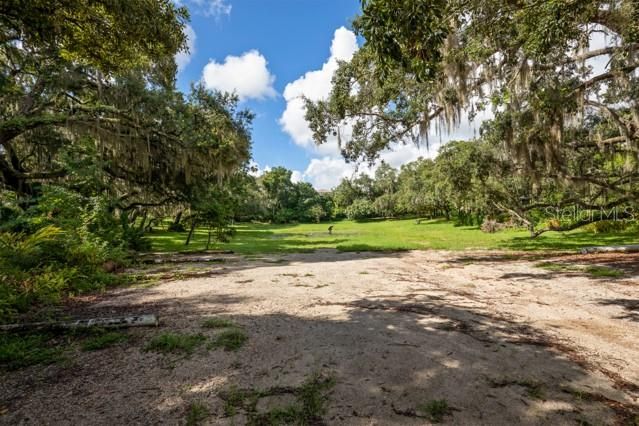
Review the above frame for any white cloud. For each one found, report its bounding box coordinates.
[248,161,271,177]
[279,27,359,148]
[302,157,358,190]
[201,50,276,101]
[176,24,196,71]
[290,170,304,183]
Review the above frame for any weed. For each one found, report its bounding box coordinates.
[534,262,579,272]
[185,401,209,426]
[144,332,206,354]
[585,266,624,278]
[220,372,335,424]
[0,333,64,370]
[417,399,452,423]
[210,328,248,351]
[82,331,128,351]
[296,372,336,421]
[201,317,236,329]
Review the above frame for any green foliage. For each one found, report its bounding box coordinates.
[0,333,64,370]
[345,199,376,220]
[144,332,206,355]
[583,220,632,234]
[307,0,639,226]
[355,0,448,81]
[0,187,137,322]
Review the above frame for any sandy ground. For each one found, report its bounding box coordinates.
[1,249,639,425]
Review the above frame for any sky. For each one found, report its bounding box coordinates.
[174,0,486,189]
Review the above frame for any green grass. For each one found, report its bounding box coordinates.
[144,332,206,354]
[81,331,129,351]
[210,328,248,351]
[417,399,452,423]
[585,265,624,278]
[146,219,638,254]
[0,333,65,370]
[185,401,209,426]
[201,317,236,329]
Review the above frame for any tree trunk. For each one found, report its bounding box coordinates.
[206,225,212,250]
[172,211,183,227]
[137,210,148,231]
[185,221,196,245]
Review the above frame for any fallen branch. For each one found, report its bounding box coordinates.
[0,314,159,332]
[580,245,639,254]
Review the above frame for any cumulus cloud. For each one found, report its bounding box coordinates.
[202,50,276,101]
[176,24,196,71]
[279,27,358,148]
[290,170,304,183]
[302,157,358,190]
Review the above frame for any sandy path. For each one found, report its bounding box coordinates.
[1,250,638,425]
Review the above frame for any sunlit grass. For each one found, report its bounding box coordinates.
[145,219,638,254]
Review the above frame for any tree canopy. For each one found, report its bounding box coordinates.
[306,0,639,222]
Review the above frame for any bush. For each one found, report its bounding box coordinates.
[583,220,632,234]
[0,186,134,322]
[345,199,376,220]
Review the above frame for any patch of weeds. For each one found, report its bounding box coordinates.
[357,271,369,274]
[296,372,336,422]
[534,262,580,272]
[417,399,452,423]
[303,273,314,277]
[144,332,206,354]
[280,273,300,277]
[220,372,335,424]
[0,333,64,370]
[210,328,248,351]
[82,331,128,351]
[185,401,209,426]
[201,317,236,329]
[314,284,329,289]
[585,265,624,278]
[222,386,248,416]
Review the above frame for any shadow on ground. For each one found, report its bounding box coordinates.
[2,287,636,424]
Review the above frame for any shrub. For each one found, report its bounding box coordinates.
[345,199,376,220]
[583,220,632,234]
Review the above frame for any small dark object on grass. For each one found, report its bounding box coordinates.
[328,225,334,235]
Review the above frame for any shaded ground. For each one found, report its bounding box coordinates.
[2,250,639,425]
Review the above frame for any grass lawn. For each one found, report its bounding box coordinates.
[145,219,638,254]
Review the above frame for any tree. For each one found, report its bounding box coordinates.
[307,0,639,231]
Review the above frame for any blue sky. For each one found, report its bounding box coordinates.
[174,0,482,188]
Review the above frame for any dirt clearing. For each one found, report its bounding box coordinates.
[2,250,638,425]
